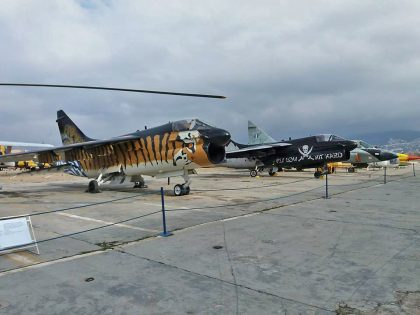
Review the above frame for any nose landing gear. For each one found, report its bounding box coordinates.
[173,170,192,196]
[314,171,323,179]
[174,184,190,196]
[314,166,328,179]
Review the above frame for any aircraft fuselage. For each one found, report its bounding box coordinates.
[225,134,356,172]
[60,122,230,180]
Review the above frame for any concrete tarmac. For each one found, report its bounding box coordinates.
[0,167,419,314]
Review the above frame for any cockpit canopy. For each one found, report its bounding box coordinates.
[354,140,374,149]
[172,119,215,132]
[171,118,231,152]
[315,134,347,142]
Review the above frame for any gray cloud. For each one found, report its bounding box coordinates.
[1,0,420,145]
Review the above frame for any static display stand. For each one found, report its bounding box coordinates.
[0,216,39,255]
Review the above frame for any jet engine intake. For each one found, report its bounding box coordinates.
[204,142,226,164]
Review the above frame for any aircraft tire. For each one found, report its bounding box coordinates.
[250,170,258,177]
[184,186,190,195]
[174,184,184,196]
[268,171,277,176]
[87,180,100,193]
[133,181,145,188]
[314,171,322,179]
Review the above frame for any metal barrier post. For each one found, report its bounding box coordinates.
[413,163,416,177]
[384,167,387,184]
[160,187,172,237]
[324,170,329,199]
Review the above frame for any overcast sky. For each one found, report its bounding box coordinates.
[1,0,420,145]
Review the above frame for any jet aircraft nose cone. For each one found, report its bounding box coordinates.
[202,128,231,146]
[380,151,398,161]
[364,149,398,161]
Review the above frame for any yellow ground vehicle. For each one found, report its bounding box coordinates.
[1,144,52,171]
[15,161,51,170]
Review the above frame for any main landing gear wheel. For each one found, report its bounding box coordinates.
[314,171,322,179]
[87,180,101,193]
[174,184,190,196]
[133,181,146,188]
[268,170,277,176]
[250,170,258,177]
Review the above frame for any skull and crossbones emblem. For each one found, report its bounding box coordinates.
[298,145,313,158]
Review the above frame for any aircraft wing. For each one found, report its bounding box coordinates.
[0,135,143,163]
[0,141,54,148]
[227,142,291,158]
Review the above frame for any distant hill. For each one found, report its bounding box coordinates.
[348,130,420,145]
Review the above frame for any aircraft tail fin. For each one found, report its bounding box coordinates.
[248,120,276,145]
[56,110,94,145]
[225,140,247,152]
[225,140,238,153]
[0,145,5,156]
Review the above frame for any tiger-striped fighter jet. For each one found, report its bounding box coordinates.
[0,110,230,195]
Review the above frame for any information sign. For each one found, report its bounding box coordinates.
[0,217,39,254]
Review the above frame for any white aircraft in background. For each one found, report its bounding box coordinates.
[0,141,54,169]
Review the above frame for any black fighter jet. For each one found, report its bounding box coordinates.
[224,134,357,178]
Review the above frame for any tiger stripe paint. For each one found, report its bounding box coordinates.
[146,136,155,166]
[168,140,175,164]
[121,143,130,168]
[154,135,162,164]
[140,138,149,165]
[161,133,169,163]
[1,117,230,182]
[137,140,147,166]
[116,143,126,169]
